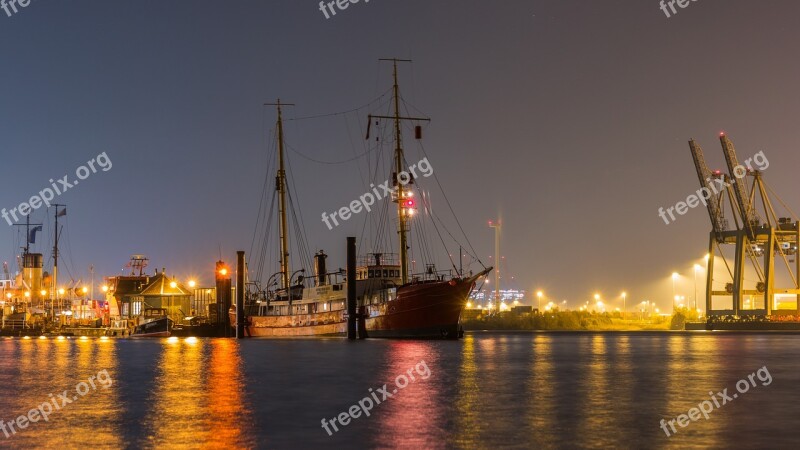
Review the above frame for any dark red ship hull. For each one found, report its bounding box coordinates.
[364,278,474,339]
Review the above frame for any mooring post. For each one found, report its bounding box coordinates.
[236,251,246,339]
[347,237,357,340]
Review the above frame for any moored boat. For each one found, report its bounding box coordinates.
[131,308,172,338]
[232,60,491,339]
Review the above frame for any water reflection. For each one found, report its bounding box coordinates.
[0,338,122,448]
[205,339,254,448]
[1,334,799,448]
[372,341,443,449]
[142,338,254,449]
[454,334,481,449]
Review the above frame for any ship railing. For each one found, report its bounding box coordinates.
[408,267,462,284]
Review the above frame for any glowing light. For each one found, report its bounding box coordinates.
[81,287,88,294]
[24,291,30,298]
[101,285,109,292]
[466,302,472,308]
[219,268,228,276]
[537,291,543,298]
[80,336,88,341]
[185,337,198,345]
[672,272,679,280]
[167,337,179,344]
[188,280,197,288]
[170,281,178,289]
[38,336,46,340]
[594,293,600,300]
[58,288,65,295]
[5,293,11,299]
[40,289,47,296]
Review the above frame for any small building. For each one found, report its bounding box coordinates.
[107,269,191,321]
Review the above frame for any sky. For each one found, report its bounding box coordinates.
[2,0,800,311]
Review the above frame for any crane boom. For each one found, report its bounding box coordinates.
[689,139,727,240]
[720,134,756,239]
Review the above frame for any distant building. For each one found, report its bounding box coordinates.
[470,289,525,303]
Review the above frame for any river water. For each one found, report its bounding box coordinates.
[0,332,797,449]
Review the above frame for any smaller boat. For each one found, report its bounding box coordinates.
[131,308,172,337]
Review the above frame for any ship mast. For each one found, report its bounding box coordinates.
[391,60,410,284]
[370,59,430,285]
[265,100,294,291]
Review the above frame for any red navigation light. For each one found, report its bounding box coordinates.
[720,131,726,137]
[404,199,415,208]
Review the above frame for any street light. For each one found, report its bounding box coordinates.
[672,272,679,312]
[537,291,543,312]
[188,280,197,289]
[693,264,702,311]
[621,291,627,315]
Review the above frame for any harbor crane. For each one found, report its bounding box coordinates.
[689,134,800,319]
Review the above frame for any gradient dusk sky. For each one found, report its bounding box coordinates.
[2,1,799,311]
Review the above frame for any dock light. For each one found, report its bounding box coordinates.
[170,281,177,289]
[188,280,196,288]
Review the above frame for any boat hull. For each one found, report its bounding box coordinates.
[231,278,474,339]
[131,317,171,338]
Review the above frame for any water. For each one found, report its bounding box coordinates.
[0,332,798,449]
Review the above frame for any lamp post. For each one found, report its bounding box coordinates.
[693,264,701,312]
[621,291,627,317]
[671,272,679,313]
[537,291,543,313]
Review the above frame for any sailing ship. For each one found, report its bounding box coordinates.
[231,60,491,339]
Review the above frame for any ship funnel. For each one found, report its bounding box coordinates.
[23,253,43,296]
[314,251,328,286]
